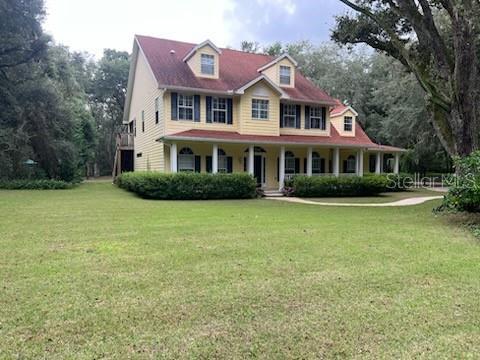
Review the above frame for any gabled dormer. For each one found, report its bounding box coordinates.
[258,54,298,88]
[183,40,221,79]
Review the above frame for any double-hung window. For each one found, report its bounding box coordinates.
[201,54,215,75]
[310,107,326,130]
[212,97,227,123]
[178,147,195,172]
[285,151,296,174]
[283,104,296,128]
[252,99,269,120]
[344,116,353,131]
[312,152,322,173]
[218,149,227,173]
[178,94,194,121]
[279,65,291,85]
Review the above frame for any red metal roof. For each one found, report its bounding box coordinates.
[161,126,403,152]
[135,35,336,104]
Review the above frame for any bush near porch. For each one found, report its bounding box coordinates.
[287,175,390,197]
[0,179,74,190]
[117,172,257,200]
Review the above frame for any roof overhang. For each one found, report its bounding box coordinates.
[182,39,222,62]
[235,75,289,98]
[257,53,298,72]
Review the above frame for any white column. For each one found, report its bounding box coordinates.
[279,146,285,191]
[375,152,381,174]
[394,153,400,174]
[357,149,364,177]
[170,142,177,173]
[248,145,254,175]
[307,147,313,176]
[212,144,218,174]
[333,148,340,177]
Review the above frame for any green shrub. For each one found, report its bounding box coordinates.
[288,175,389,197]
[116,172,257,200]
[368,173,413,192]
[0,179,74,190]
[437,151,480,213]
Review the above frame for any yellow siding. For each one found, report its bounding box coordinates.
[279,104,331,137]
[164,92,239,135]
[128,51,165,171]
[239,81,280,136]
[261,58,296,88]
[330,109,357,137]
[186,44,219,79]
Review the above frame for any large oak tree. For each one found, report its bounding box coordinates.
[333,0,480,158]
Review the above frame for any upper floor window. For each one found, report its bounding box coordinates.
[283,104,297,128]
[252,99,269,120]
[279,65,291,85]
[344,116,353,131]
[178,147,195,172]
[212,97,227,123]
[155,97,160,124]
[309,107,326,130]
[201,54,215,75]
[178,94,194,121]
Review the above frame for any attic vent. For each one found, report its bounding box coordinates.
[169,49,175,55]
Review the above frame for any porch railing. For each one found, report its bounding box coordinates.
[116,132,134,149]
[284,173,357,180]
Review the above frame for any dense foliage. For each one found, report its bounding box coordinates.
[286,175,390,197]
[0,0,129,181]
[117,172,257,200]
[437,151,480,213]
[0,179,73,190]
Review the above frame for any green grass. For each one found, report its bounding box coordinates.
[306,187,443,204]
[1,183,479,358]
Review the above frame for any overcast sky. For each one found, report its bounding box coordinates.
[44,0,349,57]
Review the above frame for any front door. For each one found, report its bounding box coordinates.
[254,155,264,186]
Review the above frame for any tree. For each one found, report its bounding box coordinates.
[333,0,480,158]
[240,41,260,53]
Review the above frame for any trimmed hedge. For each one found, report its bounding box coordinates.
[0,179,74,190]
[368,173,413,192]
[287,175,389,197]
[116,172,257,200]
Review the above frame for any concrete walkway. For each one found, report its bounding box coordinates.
[266,195,444,207]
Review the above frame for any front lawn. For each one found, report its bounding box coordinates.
[1,183,479,358]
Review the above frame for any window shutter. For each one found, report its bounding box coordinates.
[171,92,178,120]
[195,155,201,173]
[277,157,279,180]
[295,105,301,129]
[227,156,233,173]
[295,158,300,174]
[343,160,347,174]
[263,157,266,182]
[227,98,233,124]
[279,103,284,128]
[206,96,212,123]
[206,156,212,173]
[305,106,310,129]
[303,158,307,174]
[321,159,325,173]
[243,157,247,172]
[322,107,327,121]
[194,95,201,122]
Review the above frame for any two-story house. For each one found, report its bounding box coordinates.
[115,35,404,190]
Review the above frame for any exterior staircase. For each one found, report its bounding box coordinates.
[263,190,284,198]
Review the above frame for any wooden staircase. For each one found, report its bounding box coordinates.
[112,128,134,180]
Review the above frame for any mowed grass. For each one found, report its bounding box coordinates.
[306,188,443,204]
[1,183,479,359]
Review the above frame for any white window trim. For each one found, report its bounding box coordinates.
[252,98,269,120]
[283,104,296,128]
[344,116,353,132]
[212,97,227,124]
[201,53,215,75]
[178,94,194,121]
[178,148,195,172]
[310,107,326,130]
[279,65,291,85]
[285,151,296,174]
[312,153,322,173]
[346,156,356,173]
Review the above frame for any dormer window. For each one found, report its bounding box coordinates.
[279,65,291,85]
[201,54,215,75]
[344,116,353,131]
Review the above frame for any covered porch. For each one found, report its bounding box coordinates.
[162,132,402,191]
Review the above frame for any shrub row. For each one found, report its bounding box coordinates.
[116,172,257,200]
[0,179,74,190]
[368,173,412,192]
[287,175,390,197]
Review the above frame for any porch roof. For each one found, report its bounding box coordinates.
[158,127,405,152]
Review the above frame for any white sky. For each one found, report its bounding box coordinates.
[44,0,346,58]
